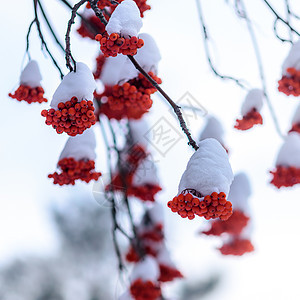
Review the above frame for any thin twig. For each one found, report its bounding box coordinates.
[88,0,109,25]
[273,18,293,44]
[262,0,300,37]
[26,20,35,59]
[127,55,199,151]
[33,0,64,78]
[37,0,65,52]
[239,0,284,139]
[195,0,249,90]
[65,0,87,72]
[284,0,293,42]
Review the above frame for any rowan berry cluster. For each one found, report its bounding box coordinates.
[9,85,47,104]
[270,165,300,188]
[93,54,106,79]
[48,157,101,185]
[95,33,144,57]
[158,264,183,283]
[234,108,263,130]
[99,72,161,120]
[202,210,249,236]
[278,67,300,96]
[167,191,233,221]
[41,97,96,136]
[218,238,254,256]
[130,279,161,300]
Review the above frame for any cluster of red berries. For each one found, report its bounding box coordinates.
[219,238,254,256]
[158,264,183,283]
[234,108,263,131]
[48,157,101,185]
[77,15,106,39]
[202,210,249,236]
[168,191,233,221]
[41,98,96,136]
[106,72,161,119]
[270,165,300,188]
[126,245,156,263]
[278,67,300,96]
[93,54,106,79]
[107,144,162,202]
[95,33,144,57]
[139,224,164,243]
[9,85,47,104]
[130,279,161,300]
[289,123,300,134]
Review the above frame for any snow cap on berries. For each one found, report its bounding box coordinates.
[51,62,96,109]
[20,60,42,88]
[156,245,175,267]
[241,89,264,116]
[101,55,138,86]
[132,158,159,187]
[128,119,149,148]
[276,133,300,167]
[178,138,234,196]
[59,128,97,161]
[199,116,225,145]
[106,0,143,37]
[228,173,251,213]
[134,33,161,73]
[131,256,159,282]
[292,104,300,124]
[282,40,300,75]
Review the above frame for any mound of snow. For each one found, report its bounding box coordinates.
[292,103,300,124]
[241,89,264,116]
[20,60,42,88]
[282,40,300,75]
[131,256,159,282]
[199,116,225,145]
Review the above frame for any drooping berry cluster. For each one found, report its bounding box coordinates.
[167,191,233,221]
[289,123,300,134]
[9,85,47,104]
[218,238,254,256]
[130,279,161,300]
[158,264,183,283]
[202,210,249,236]
[278,67,300,97]
[48,157,101,185]
[41,98,96,136]
[95,33,144,57]
[270,165,300,188]
[97,72,161,120]
[77,15,106,39]
[234,108,263,131]
[93,54,106,79]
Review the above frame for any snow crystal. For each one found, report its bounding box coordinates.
[199,116,225,145]
[147,202,164,226]
[282,40,300,75]
[134,33,161,73]
[20,60,42,88]
[276,132,300,167]
[131,256,159,282]
[128,119,149,148]
[59,128,97,161]
[106,0,143,37]
[132,158,159,186]
[292,103,300,124]
[178,138,234,196]
[51,62,96,109]
[241,89,264,116]
[228,173,251,213]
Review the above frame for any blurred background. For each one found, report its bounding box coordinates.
[1,0,300,299]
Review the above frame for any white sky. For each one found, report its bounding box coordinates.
[1,0,300,299]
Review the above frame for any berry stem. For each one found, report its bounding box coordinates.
[127,55,199,151]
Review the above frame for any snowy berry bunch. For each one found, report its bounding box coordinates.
[9,60,47,104]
